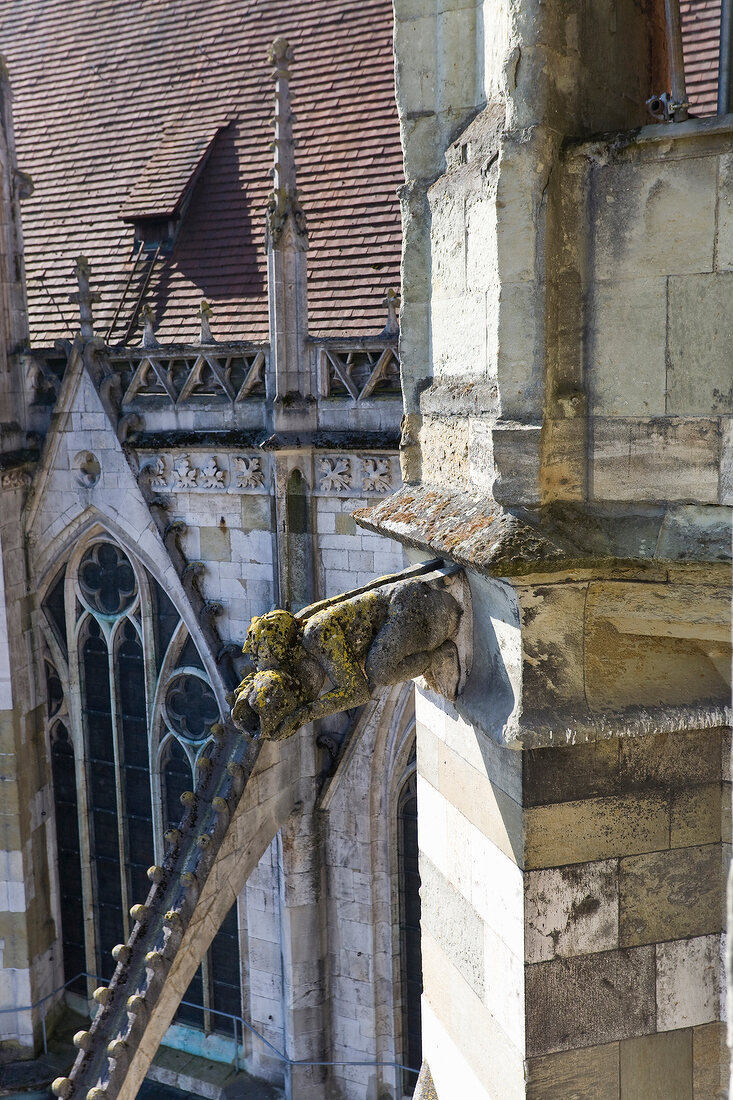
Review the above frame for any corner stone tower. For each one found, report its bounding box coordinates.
[359,1,731,1096]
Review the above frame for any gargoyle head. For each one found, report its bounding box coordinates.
[244,610,300,671]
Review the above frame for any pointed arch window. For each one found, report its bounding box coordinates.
[397,757,422,1094]
[41,536,242,1034]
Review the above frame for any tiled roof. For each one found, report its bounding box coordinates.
[120,122,227,221]
[682,0,721,116]
[0,0,403,345]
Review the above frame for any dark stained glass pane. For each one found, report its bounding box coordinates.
[210,902,241,1032]
[152,578,180,668]
[83,622,123,977]
[117,620,154,909]
[176,634,205,673]
[398,771,422,1094]
[50,724,86,993]
[162,740,192,832]
[45,661,63,719]
[176,966,205,1029]
[43,568,67,655]
[165,674,219,741]
[79,543,137,616]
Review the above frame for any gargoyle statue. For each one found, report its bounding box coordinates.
[231,569,466,741]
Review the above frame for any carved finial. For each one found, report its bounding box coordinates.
[382,288,400,336]
[69,256,101,339]
[266,37,307,245]
[199,299,214,344]
[140,303,158,348]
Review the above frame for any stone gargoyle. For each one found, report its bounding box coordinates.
[231,565,468,741]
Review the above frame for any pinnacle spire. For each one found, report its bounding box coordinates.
[69,256,100,339]
[266,37,307,245]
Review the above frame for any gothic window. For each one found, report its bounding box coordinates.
[397,762,421,1094]
[41,535,242,1034]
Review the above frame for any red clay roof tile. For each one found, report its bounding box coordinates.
[0,0,403,345]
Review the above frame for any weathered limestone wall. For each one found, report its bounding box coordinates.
[377,1,733,1098]
[580,120,733,507]
[0,56,53,1062]
[0,494,56,1058]
[415,686,730,1100]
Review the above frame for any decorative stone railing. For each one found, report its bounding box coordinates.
[52,560,470,1100]
[115,343,268,406]
[316,338,400,400]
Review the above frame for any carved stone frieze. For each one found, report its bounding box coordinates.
[319,456,351,491]
[137,452,269,493]
[233,456,265,488]
[361,457,391,492]
[317,454,398,494]
[200,457,225,489]
[173,455,197,489]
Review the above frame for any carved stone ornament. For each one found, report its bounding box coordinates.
[200,457,225,489]
[319,456,351,492]
[232,565,469,742]
[361,457,391,492]
[233,455,265,488]
[173,455,197,489]
[1,468,32,490]
[146,456,168,493]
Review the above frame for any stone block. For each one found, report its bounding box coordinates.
[199,526,231,563]
[240,495,271,533]
[421,931,525,1100]
[525,793,669,870]
[584,581,731,711]
[393,14,438,116]
[667,273,733,414]
[491,423,542,504]
[716,151,733,269]
[431,294,488,381]
[417,775,447,876]
[470,824,524,959]
[483,921,524,1050]
[417,720,440,790]
[722,783,731,844]
[518,583,587,714]
[591,417,721,504]
[540,417,587,502]
[420,855,484,1000]
[587,277,667,417]
[438,742,523,864]
[526,945,655,1056]
[670,786,721,847]
[692,1021,727,1099]
[721,418,733,505]
[619,845,722,947]
[656,505,733,563]
[656,935,722,1031]
[619,1030,692,1100]
[523,738,619,807]
[526,1042,620,1100]
[619,729,721,792]
[444,801,472,897]
[525,859,618,963]
[496,280,544,421]
[593,155,715,280]
[334,512,356,536]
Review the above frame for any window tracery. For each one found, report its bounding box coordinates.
[41,533,241,1032]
